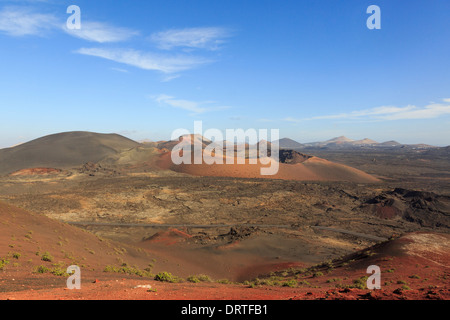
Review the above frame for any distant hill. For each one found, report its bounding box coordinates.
[157,134,212,151]
[379,140,402,147]
[0,131,140,175]
[325,136,355,144]
[351,138,379,145]
[292,136,437,150]
[276,138,304,149]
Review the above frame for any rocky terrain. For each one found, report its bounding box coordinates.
[0,131,448,300]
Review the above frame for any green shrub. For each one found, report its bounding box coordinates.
[12,253,21,259]
[282,280,297,288]
[313,272,324,278]
[188,274,211,283]
[352,276,368,289]
[103,264,153,278]
[154,271,182,283]
[216,279,232,284]
[386,268,395,273]
[401,285,411,290]
[0,258,10,271]
[187,275,201,283]
[34,265,49,273]
[197,274,211,282]
[50,267,67,276]
[41,252,53,262]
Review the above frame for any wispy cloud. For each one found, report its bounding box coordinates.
[0,6,58,36]
[64,21,139,43]
[150,27,232,51]
[284,99,450,122]
[161,74,181,82]
[0,6,232,77]
[76,48,211,74]
[282,117,301,123]
[0,6,138,43]
[110,67,129,73]
[153,94,231,114]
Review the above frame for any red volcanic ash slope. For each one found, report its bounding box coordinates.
[0,201,165,293]
[1,231,448,300]
[9,168,62,176]
[286,232,450,300]
[157,150,380,183]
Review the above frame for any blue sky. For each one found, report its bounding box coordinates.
[0,0,449,147]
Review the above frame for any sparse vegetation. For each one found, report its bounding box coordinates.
[313,271,324,278]
[187,274,211,283]
[216,279,232,284]
[34,265,49,273]
[187,275,201,283]
[85,248,95,255]
[154,271,183,283]
[41,252,53,262]
[33,263,68,276]
[103,263,153,278]
[282,280,297,288]
[351,276,369,289]
[0,258,10,271]
[11,252,21,259]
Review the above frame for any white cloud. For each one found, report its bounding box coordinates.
[76,47,211,73]
[154,94,231,114]
[380,102,450,120]
[0,7,138,43]
[150,27,231,50]
[284,99,450,122]
[0,6,58,36]
[64,21,139,43]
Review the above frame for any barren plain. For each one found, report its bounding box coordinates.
[0,132,448,300]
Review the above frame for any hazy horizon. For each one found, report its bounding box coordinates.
[1,130,448,150]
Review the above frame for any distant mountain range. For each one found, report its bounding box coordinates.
[0,131,379,182]
[275,136,437,150]
[0,131,447,178]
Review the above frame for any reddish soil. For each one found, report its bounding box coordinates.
[157,151,379,183]
[144,228,192,245]
[10,168,62,176]
[1,199,448,300]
